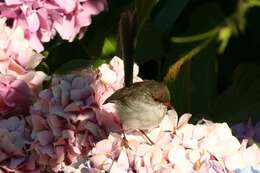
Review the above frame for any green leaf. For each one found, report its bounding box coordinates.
[217,26,232,54]
[81,0,132,58]
[101,37,117,58]
[153,0,190,35]
[163,2,224,117]
[46,42,89,73]
[135,21,164,64]
[211,63,260,124]
[164,38,213,83]
[55,59,106,74]
[135,0,159,33]
[164,40,218,119]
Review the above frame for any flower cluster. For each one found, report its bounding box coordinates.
[0,0,107,52]
[0,18,47,90]
[87,110,260,173]
[0,74,31,116]
[232,120,260,143]
[0,116,35,172]
[0,18,47,116]
[25,57,140,172]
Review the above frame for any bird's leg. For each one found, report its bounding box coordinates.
[137,129,154,145]
[120,124,131,149]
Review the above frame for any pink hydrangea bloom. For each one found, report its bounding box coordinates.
[26,56,140,172]
[28,70,106,172]
[97,56,142,105]
[0,74,32,116]
[0,18,47,91]
[0,116,38,172]
[232,120,260,143]
[0,0,107,52]
[87,110,260,173]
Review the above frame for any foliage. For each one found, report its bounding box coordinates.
[38,0,260,124]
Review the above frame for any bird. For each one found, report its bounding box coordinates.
[104,80,170,146]
[104,10,171,146]
[104,80,170,131]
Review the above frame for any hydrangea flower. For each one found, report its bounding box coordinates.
[232,120,260,143]
[0,0,107,52]
[27,57,140,172]
[235,165,260,173]
[0,74,32,116]
[0,17,47,92]
[0,116,37,172]
[28,70,107,172]
[87,110,260,173]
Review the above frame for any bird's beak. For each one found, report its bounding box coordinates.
[103,97,115,104]
[103,98,109,104]
[164,102,173,109]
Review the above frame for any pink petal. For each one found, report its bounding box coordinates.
[29,32,44,52]
[37,130,54,146]
[168,145,186,165]
[242,144,260,166]
[76,10,92,27]
[159,110,178,132]
[0,151,8,162]
[5,0,22,5]
[27,12,40,32]
[71,76,86,89]
[99,64,117,84]
[62,129,75,143]
[29,71,47,87]
[54,16,77,41]
[95,139,113,154]
[178,113,192,128]
[90,154,109,169]
[82,0,107,15]
[54,0,76,13]
[23,154,37,171]
[151,147,163,166]
[64,101,83,112]
[54,146,65,163]
[47,115,62,137]
[143,152,152,169]
[9,157,25,169]
[117,150,129,170]
[31,115,47,131]
[110,162,127,173]
[85,121,100,138]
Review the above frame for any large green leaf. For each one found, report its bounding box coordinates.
[45,41,89,73]
[163,2,224,119]
[135,0,159,33]
[211,63,260,124]
[55,59,106,74]
[135,0,191,65]
[153,0,190,35]
[80,0,132,58]
[135,21,164,64]
[165,41,218,121]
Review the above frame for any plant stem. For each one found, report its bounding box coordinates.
[171,27,220,43]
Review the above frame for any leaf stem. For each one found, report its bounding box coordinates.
[171,27,220,43]
[164,38,213,82]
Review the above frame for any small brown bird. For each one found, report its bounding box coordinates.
[104,10,171,146]
[104,80,170,131]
